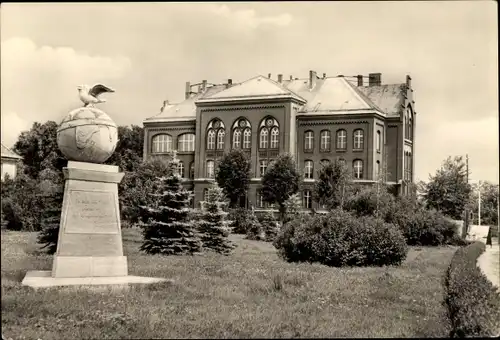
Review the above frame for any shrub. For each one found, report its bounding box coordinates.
[245,209,264,241]
[445,241,500,337]
[395,208,461,246]
[274,209,408,267]
[258,211,280,242]
[228,208,260,235]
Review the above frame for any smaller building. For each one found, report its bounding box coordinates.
[1,143,22,181]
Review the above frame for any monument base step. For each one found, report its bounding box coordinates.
[21,270,171,289]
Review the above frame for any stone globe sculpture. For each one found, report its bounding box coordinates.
[57,84,118,163]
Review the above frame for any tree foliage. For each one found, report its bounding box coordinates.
[105,125,144,172]
[215,150,251,208]
[314,160,354,210]
[139,153,201,255]
[197,184,235,254]
[423,156,472,220]
[261,153,300,221]
[13,121,66,179]
[470,181,499,226]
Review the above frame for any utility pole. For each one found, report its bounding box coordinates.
[478,180,481,226]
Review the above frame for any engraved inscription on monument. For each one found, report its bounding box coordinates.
[65,190,119,234]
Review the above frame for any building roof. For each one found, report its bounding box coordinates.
[144,74,408,123]
[196,75,306,104]
[144,84,227,123]
[284,77,386,114]
[1,143,22,160]
[357,84,407,117]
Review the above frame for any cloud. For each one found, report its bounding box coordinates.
[1,37,132,141]
[210,5,293,30]
[0,111,32,147]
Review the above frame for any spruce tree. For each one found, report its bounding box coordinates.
[139,151,201,255]
[37,168,65,254]
[197,185,235,254]
[245,208,264,241]
[260,211,279,242]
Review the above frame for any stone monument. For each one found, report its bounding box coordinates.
[22,84,167,288]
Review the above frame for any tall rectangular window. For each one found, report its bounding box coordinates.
[304,131,314,152]
[206,160,215,179]
[320,130,331,152]
[336,130,347,150]
[376,130,381,152]
[259,160,268,177]
[303,190,312,209]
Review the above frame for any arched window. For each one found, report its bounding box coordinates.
[243,128,251,149]
[375,160,380,180]
[259,117,279,149]
[206,160,215,179]
[206,119,225,151]
[304,160,314,179]
[189,162,195,179]
[177,133,195,152]
[353,129,364,150]
[232,129,241,149]
[259,128,269,149]
[151,134,172,153]
[232,118,252,150]
[320,130,331,152]
[270,127,279,149]
[409,117,413,140]
[353,159,363,179]
[304,131,314,152]
[303,190,312,209]
[178,161,185,178]
[376,130,381,152]
[217,129,225,150]
[259,160,268,177]
[207,130,216,150]
[336,129,347,150]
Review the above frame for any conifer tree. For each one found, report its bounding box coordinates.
[245,207,264,241]
[260,210,279,242]
[139,151,201,255]
[37,168,65,254]
[197,185,235,254]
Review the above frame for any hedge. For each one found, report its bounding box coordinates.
[445,241,500,337]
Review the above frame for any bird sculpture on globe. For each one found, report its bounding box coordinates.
[57,84,118,164]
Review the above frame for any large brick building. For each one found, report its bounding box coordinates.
[143,71,416,210]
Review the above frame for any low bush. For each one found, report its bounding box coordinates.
[445,241,500,337]
[393,208,462,246]
[228,208,261,236]
[258,211,280,242]
[274,209,408,267]
[245,209,264,241]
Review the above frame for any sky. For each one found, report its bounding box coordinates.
[1,2,498,183]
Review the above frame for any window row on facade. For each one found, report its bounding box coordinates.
[151,133,195,153]
[303,129,382,153]
[206,117,280,151]
[303,159,365,179]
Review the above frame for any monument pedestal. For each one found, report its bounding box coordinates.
[22,161,168,288]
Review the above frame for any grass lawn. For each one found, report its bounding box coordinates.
[2,228,456,339]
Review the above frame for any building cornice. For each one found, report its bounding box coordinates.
[200,104,286,113]
[298,120,370,126]
[196,94,305,106]
[147,127,196,132]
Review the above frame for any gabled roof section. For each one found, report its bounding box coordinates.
[1,143,22,160]
[144,85,227,123]
[285,77,381,114]
[357,84,407,117]
[196,75,306,104]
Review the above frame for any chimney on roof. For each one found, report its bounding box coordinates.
[268,73,271,79]
[309,70,317,90]
[406,75,412,89]
[323,73,326,79]
[277,74,283,83]
[226,79,233,88]
[185,82,191,99]
[337,74,344,77]
[202,80,207,92]
[290,75,293,81]
[357,75,363,86]
[368,73,382,86]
